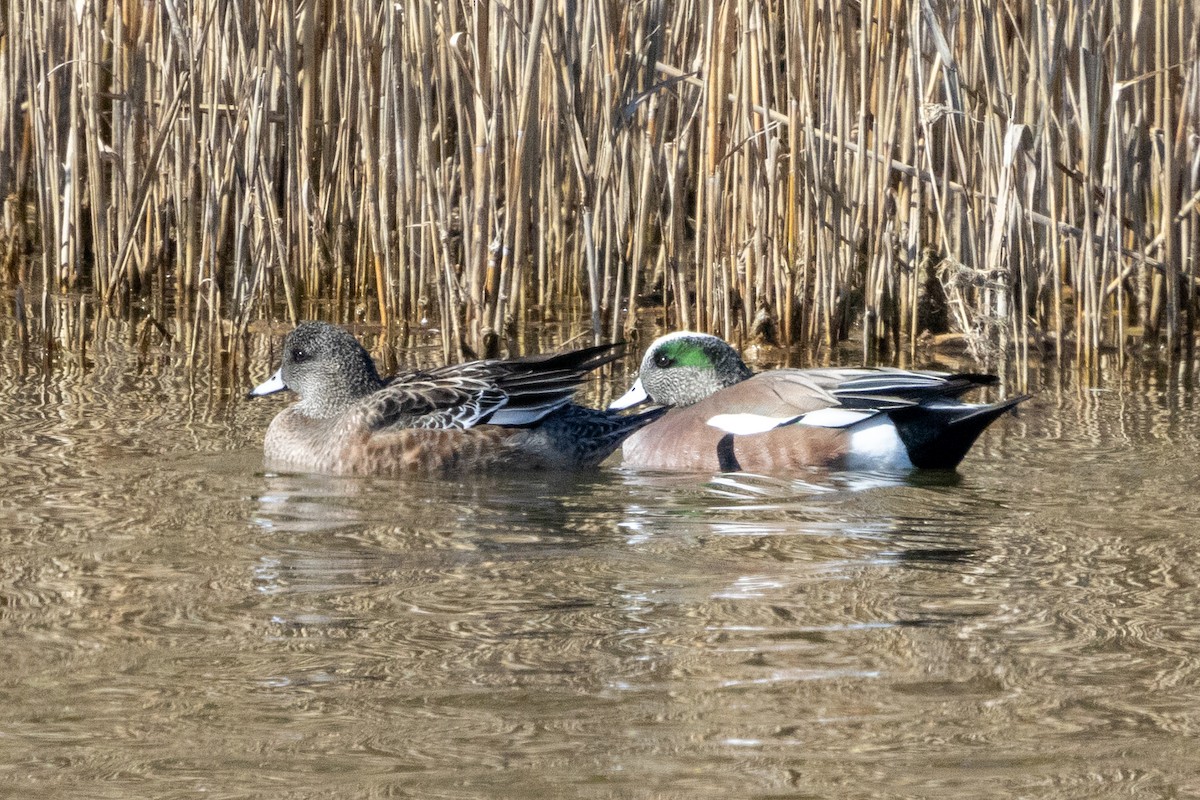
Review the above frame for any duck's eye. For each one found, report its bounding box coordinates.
[290,347,309,363]
[654,353,673,368]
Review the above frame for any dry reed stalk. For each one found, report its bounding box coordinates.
[0,0,1197,379]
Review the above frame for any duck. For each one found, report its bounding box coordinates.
[609,331,1029,472]
[248,322,667,475]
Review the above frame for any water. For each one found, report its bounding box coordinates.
[3,323,1200,798]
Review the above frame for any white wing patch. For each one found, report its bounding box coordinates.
[793,407,877,428]
[707,407,878,434]
[706,406,914,469]
[706,412,802,435]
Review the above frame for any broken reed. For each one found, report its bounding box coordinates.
[1,0,1197,379]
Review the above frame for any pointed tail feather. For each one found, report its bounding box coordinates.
[538,405,670,467]
[889,395,1029,470]
[502,341,625,374]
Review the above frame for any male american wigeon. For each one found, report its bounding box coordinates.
[248,322,666,475]
[610,332,1029,472]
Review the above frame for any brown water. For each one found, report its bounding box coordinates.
[3,322,1200,799]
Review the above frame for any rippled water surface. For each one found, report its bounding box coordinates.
[4,325,1200,799]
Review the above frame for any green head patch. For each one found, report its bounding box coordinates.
[652,338,715,370]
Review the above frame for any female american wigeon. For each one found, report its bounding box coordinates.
[610,332,1028,472]
[248,322,666,475]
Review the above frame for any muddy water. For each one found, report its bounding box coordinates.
[2,320,1200,799]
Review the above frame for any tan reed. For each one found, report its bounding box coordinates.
[0,0,1196,388]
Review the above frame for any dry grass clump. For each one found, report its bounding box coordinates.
[0,0,1197,382]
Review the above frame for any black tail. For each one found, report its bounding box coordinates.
[540,404,670,467]
[889,395,1029,470]
[833,371,1000,409]
[501,341,625,374]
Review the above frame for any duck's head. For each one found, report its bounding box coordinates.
[248,322,385,417]
[610,331,752,409]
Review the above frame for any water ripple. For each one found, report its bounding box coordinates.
[6,327,1200,797]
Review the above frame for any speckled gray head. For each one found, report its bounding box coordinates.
[248,322,385,417]
[610,331,753,409]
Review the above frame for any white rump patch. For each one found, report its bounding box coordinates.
[609,378,649,410]
[844,416,913,470]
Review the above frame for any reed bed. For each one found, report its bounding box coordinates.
[1,0,1197,382]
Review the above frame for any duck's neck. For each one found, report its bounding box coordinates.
[300,360,386,419]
